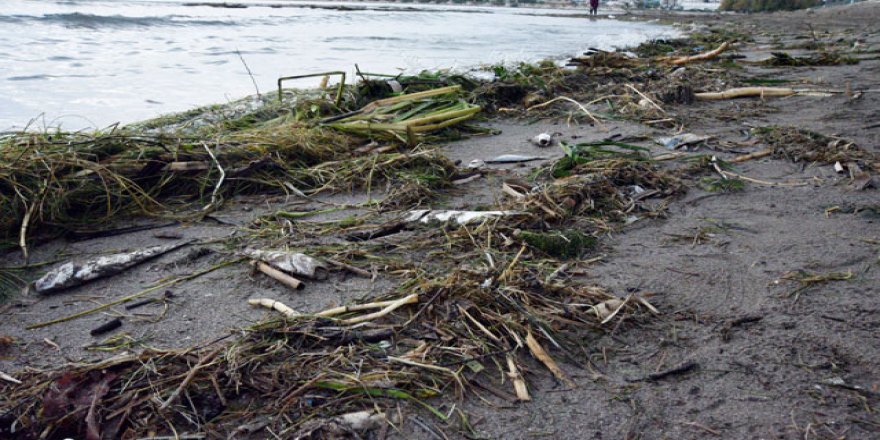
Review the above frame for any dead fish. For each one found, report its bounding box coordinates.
[34,242,189,295]
[405,210,524,226]
[242,249,327,280]
[485,154,547,164]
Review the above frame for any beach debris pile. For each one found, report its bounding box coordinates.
[1,22,875,438]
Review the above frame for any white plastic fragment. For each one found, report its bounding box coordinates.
[34,242,188,295]
[531,132,555,148]
[404,210,524,226]
[467,159,486,169]
[334,410,386,431]
[834,161,845,173]
[242,249,327,279]
[655,133,710,150]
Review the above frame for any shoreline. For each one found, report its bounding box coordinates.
[2,2,879,439]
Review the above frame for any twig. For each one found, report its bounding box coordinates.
[526,96,606,129]
[630,360,699,382]
[525,330,576,387]
[730,148,773,163]
[506,354,530,401]
[498,244,526,283]
[159,347,223,411]
[625,84,666,114]
[341,293,419,324]
[325,258,372,278]
[459,306,502,343]
[202,142,225,212]
[719,170,809,187]
[235,49,260,97]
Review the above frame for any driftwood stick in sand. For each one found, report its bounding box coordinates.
[255,261,304,290]
[695,87,796,100]
[525,330,576,388]
[669,41,731,65]
[730,148,774,163]
[506,354,531,401]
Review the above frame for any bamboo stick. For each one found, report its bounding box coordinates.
[341,293,419,324]
[159,346,223,411]
[695,87,796,100]
[248,298,299,318]
[255,261,304,290]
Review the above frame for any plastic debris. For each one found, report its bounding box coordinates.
[467,159,487,169]
[34,242,189,295]
[655,133,710,150]
[531,132,555,148]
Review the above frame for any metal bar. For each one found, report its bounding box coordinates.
[277,71,346,106]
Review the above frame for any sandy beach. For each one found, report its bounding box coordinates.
[1,2,879,438]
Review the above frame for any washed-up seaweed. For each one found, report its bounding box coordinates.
[322,85,481,145]
[755,126,878,167]
[0,136,670,439]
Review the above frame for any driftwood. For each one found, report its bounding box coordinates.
[248,294,419,323]
[695,87,796,100]
[730,148,774,163]
[668,41,731,65]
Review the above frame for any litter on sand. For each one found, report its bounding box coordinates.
[655,133,710,150]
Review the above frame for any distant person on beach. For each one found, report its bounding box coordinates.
[589,0,599,15]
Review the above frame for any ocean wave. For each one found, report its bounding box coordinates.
[0,12,237,29]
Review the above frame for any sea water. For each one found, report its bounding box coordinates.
[0,0,679,130]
